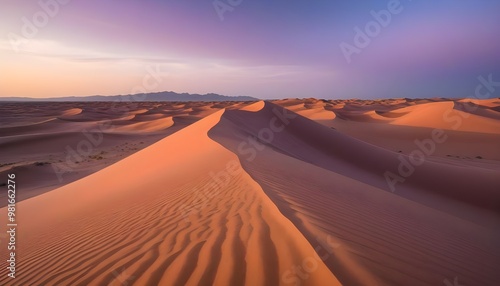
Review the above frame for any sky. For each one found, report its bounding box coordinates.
[1,0,499,99]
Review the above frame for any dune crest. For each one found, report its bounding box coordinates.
[389,101,500,134]
[1,99,498,285]
[209,101,500,285]
[60,108,83,117]
[239,100,265,112]
[109,116,175,133]
[0,109,340,286]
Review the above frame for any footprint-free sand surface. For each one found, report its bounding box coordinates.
[0,98,499,285]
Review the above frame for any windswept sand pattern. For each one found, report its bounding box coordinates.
[273,98,500,162]
[209,102,500,285]
[1,99,499,285]
[234,154,500,285]
[0,107,340,286]
[0,101,256,204]
[2,173,330,285]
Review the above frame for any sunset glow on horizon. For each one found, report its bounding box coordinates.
[1,0,499,99]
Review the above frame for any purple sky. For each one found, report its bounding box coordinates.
[1,0,499,99]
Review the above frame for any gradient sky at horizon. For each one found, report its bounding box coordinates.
[1,0,499,99]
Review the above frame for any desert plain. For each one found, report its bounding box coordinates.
[0,97,499,285]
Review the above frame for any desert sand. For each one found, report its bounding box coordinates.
[0,101,250,205]
[0,98,499,285]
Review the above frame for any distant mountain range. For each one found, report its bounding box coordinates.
[0,91,258,102]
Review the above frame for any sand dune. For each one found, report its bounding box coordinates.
[388,101,500,134]
[60,108,83,117]
[453,101,500,120]
[278,99,500,134]
[0,98,498,285]
[110,117,175,133]
[458,98,500,108]
[208,102,500,285]
[274,99,500,161]
[0,105,341,286]
[334,110,390,122]
[0,101,255,202]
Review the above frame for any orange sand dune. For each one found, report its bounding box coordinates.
[56,109,124,122]
[128,108,149,115]
[458,98,500,108]
[0,106,341,286]
[389,101,500,134]
[324,119,500,161]
[453,101,500,120]
[109,116,175,133]
[0,130,163,203]
[272,98,305,107]
[274,99,500,161]
[334,109,390,122]
[60,107,83,117]
[209,102,500,285]
[274,99,336,121]
[318,100,500,134]
[375,109,409,118]
[0,101,254,202]
[239,100,265,111]
[0,118,99,137]
[0,99,498,285]
[133,113,165,120]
